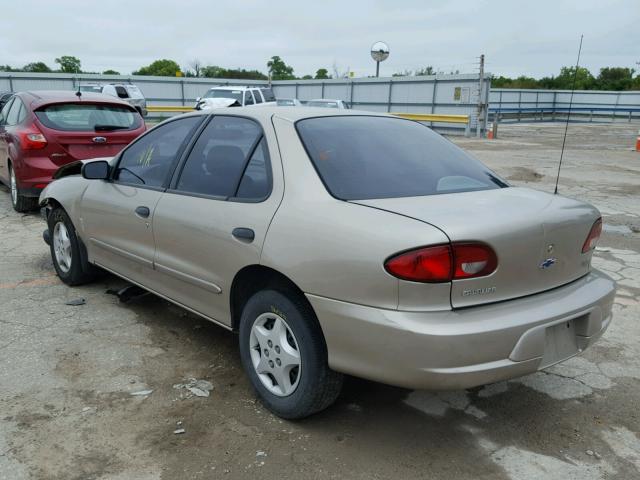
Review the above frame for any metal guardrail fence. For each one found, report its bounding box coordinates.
[489,88,640,123]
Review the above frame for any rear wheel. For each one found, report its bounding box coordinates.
[239,289,343,419]
[48,207,98,285]
[9,164,38,213]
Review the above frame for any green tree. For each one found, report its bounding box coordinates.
[200,65,267,80]
[267,56,295,80]
[415,66,435,76]
[554,66,595,90]
[315,68,329,79]
[0,65,15,72]
[301,74,313,80]
[22,62,52,73]
[133,59,181,76]
[596,67,634,91]
[55,55,82,73]
[102,69,120,75]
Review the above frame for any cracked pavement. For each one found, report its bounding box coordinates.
[0,122,638,479]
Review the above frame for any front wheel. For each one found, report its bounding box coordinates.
[48,207,98,286]
[239,289,343,419]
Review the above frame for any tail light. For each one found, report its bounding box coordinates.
[17,123,47,150]
[582,218,602,253]
[384,242,497,283]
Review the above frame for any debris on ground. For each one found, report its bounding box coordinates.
[256,451,267,457]
[173,428,186,435]
[173,378,214,398]
[106,285,149,303]
[130,389,153,396]
[65,298,86,306]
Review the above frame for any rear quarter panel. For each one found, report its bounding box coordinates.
[262,116,451,311]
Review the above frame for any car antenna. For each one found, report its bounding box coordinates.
[554,34,583,195]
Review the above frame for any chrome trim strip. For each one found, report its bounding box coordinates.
[155,262,222,294]
[89,238,153,268]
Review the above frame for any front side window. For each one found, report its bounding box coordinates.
[35,103,142,132]
[114,116,202,188]
[253,90,263,104]
[176,116,268,199]
[0,98,13,124]
[296,116,507,200]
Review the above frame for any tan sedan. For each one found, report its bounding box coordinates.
[40,108,615,418]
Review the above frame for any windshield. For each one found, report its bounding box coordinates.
[296,116,507,200]
[35,103,141,132]
[203,89,243,101]
[277,99,296,106]
[307,101,339,108]
[79,86,102,93]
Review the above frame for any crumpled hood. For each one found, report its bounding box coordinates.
[197,97,240,109]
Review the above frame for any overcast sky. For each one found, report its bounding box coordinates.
[1,0,638,78]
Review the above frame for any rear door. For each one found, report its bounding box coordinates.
[149,115,282,325]
[34,103,144,165]
[81,116,203,284]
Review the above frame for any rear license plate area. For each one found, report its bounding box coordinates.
[540,320,578,369]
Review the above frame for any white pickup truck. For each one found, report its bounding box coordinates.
[195,86,277,110]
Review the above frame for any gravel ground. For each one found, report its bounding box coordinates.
[0,122,638,480]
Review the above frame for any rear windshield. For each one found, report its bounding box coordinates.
[296,116,507,200]
[307,101,338,108]
[35,103,141,132]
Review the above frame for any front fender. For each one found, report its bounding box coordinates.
[39,176,91,232]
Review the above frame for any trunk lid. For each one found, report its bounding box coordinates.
[48,131,133,164]
[355,187,599,308]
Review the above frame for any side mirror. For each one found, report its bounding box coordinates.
[82,160,110,180]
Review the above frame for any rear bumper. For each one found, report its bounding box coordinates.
[307,269,616,390]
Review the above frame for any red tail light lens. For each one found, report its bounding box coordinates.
[385,243,497,283]
[582,218,602,253]
[17,124,47,150]
[384,245,452,282]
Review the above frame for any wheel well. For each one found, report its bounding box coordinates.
[230,265,311,332]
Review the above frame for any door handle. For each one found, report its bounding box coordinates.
[232,228,255,242]
[135,206,150,218]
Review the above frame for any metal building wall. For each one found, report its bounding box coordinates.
[0,72,489,134]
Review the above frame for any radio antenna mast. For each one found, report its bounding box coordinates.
[554,34,583,194]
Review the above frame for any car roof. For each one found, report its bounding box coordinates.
[181,106,387,123]
[18,90,133,109]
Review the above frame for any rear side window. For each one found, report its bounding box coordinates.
[35,103,142,132]
[5,98,23,125]
[261,88,276,102]
[176,116,269,199]
[296,116,506,200]
[115,116,202,188]
[244,91,254,106]
[114,86,129,99]
[253,90,263,104]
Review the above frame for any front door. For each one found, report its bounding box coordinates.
[149,115,283,325]
[81,116,203,284]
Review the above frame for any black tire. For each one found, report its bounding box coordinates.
[239,289,343,419]
[47,207,98,286]
[9,164,38,213]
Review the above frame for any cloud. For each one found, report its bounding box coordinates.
[1,0,637,77]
